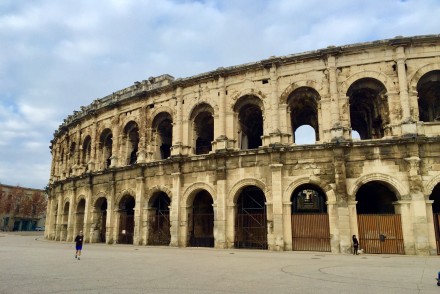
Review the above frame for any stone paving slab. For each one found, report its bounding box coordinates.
[0,232,439,293]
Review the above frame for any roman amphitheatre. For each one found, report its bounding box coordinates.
[45,34,440,255]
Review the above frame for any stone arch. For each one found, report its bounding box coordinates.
[182,182,216,207]
[228,178,267,205]
[231,90,266,113]
[188,103,215,155]
[75,194,87,207]
[150,106,174,122]
[424,174,440,199]
[340,70,397,95]
[409,63,440,93]
[145,185,173,208]
[283,177,335,203]
[280,80,322,105]
[347,173,408,201]
[115,189,136,206]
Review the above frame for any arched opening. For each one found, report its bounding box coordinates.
[148,192,171,245]
[118,195,135,244]
[290,184,330,252]
[190,104,214,155]
[82,136,92,170]
[288,87,320,143]
[152,112,173,160]
[234,96,263,150]
[188,191,214,247]
[62,202,69,241]
[429,183,440,254]
[417,70,440,122]
[235,186,267,249]
[123,121,139,165]
[347,78,389,140]
[355,181,404,254]
[93,197,107,243]
[75,199,85,236]
[99,129,113,169]
[294,125,316,145]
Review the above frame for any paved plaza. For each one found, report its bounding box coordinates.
[1,232,440,293]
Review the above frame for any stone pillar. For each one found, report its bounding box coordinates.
[169,172,181,246]
[88,123,97,172]
[112,209,120,244]
[270,163,284,251]
[425,200,437,255]
[328,200,341,253]
[214,162,227,248]
[83,192,92,243]
[133,176,145,245]
[212,76,234,151]
[394,200,415,254]
[171,87,185,156]
[137,106,147,163]
[67,191,76,242]
[282,201,292,250]
[106,180,116,244]
[226,204,236,248]
[337,204,351,253]
[262,64,290,146]
[327,56,343,140]
[55,194,63,241]
[347,201,359,239]
[110,114,120,167]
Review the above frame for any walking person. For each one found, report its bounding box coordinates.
[74,230,84,260]
[352,235,359,255]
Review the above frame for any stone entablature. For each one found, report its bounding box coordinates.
[46,35,440,255]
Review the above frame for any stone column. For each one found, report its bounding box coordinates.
[169,172,181,246]
[171,87,184,156]
[394,200,415,254]
[110,114,120,167]
[425,200,437,255]
[55,194,63,241]
[337,204,351,253]
[270,163,284,251]
[83,192,92,243]
[214,161,227,248]
[226,204,236,248]
[137,106,147,163]
[282,201,292,251]
[347,201,359,239]
[213,76,233,151]
[133,176,145,245]
[89,123,97,172]
[328,56,342,140]
[396,46,417,136]
[106,180,116,244]
[67,191,76,242]
[328,200,341,253]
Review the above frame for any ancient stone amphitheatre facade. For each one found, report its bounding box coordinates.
[45,35,440,255]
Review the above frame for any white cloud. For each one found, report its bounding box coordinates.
[0,0,439,188]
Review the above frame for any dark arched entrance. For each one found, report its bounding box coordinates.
[429,183,440,254]
[189,191,214,247]
[291,184,330,252]
[235,186,267,249]
[148,192,171,245]
[94,197,107,243]
[356,181,404,254]
[62,202,69,241]
[118,195,135,244]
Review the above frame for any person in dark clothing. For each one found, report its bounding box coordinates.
[74,231,84,260]
[352,235,359,255]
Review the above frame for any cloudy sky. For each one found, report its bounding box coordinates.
[0,0,439,189]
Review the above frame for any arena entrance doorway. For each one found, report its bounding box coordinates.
[429,183,440,254]
[148,192,171,245]
[235,186,267,249]
[94,197,107,243]
[188,191,214,247]
[291,184,330,252]
[356,182,404,254]
[118,195,135,244]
